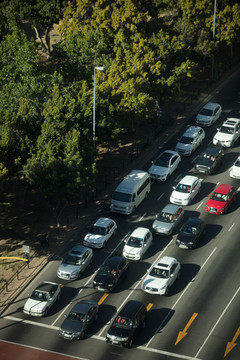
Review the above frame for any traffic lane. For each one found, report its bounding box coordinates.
[146,225,240,357]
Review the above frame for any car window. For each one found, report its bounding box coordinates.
[170,263,177,274]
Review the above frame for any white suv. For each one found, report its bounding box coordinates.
[195,102,222,127]
[170,175,201,206]
[175,126,205,156]
[213,118,240,147]
[123,227,152,260]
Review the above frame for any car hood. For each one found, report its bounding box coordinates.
[107,325,130,338]
[171,190,190,201]
[58,263,81,274]
[231,166,240,175]
[148,164,167,176]
[94,273,114,285]
[175,142,192,152]
[152,220,173,232]
[214,132,233,142]
[195,158,213,168]
[177,233,196,244]
[60,318,84,333]
[143,276,167,289]
[84,233,105,244]
[24,298,47,312]
[123,244,142,256]
[206,198,227,209]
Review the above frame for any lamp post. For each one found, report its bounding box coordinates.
[212,0,217,80]
[93,66,104,150]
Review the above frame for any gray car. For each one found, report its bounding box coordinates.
[59,300,98,340]
[152,204,184,235]
[57,245,93,280]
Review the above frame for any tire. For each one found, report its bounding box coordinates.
[132,206,136,213]
[145,191,149,199]
[44,307,49,316]
[142,319,146,329]
[166,174,169,182]
[165,286,170,296]
[231,140,235,148]
[177,270,181,279]
[80,331,85,340]
[127,338,133,348]
[95,312,98,321]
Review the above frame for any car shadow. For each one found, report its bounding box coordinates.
[48,285,79,315]
[170,263,201,296]
[197,223,222,248]
[90,303,117,335]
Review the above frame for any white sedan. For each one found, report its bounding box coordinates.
[83,217,117,248]
[195,102,222,127]
[170,175,201,206]
[23,281,61,316]
[148,150,181,181]
[142,256,181,295]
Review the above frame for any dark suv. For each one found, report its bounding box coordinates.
[106,300,147,348]
[93,256,129,292]
[194,145,223,174]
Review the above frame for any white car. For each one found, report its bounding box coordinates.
[175,126,205,156]
[213,118,240,147]
[57,245,93,280]
[230,156,240,179]
[170,175,201,205]
[23,281,61,316]
[122,227,153,260]
[141,256,181,296]
[195,102,222,127]
[148,150,181,181]
[83,217,117,248]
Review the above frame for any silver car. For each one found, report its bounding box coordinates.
[152,204,184,235]
[57,245,93,280]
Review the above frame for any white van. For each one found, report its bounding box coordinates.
[110,170,151,215]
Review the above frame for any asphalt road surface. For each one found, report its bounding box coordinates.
[0,68,240,360]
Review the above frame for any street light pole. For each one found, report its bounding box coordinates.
[93,66,104,150]
[212,0,217,80]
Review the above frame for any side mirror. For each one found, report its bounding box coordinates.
[208,194,211,197]
[173,186,176,190]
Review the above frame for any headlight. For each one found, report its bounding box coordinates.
[160,285,166,290]
[120,337,129,342]
[71,270,79,276]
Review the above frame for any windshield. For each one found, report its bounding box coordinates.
[211,192,228,202]
[181,224,197,234]
[219,126,234,134]
[179,136,193,145]
[114,316,132,329]
[234,159,240,167]
[149,267,169,279]
[112,191,132,203]
[156,212,174,223]
[91,225,106,235]
[154,153,171,168]
[175,183,191,193]
[31,290,49,301]
[98,265,116,276]
[68,312,87,322]
[126,236,143,248]
[63,255,82,266]
[200,108,213,116]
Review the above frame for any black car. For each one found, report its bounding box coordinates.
[59,300,98,340]
[176,218,206,249]
[194,145,223,174]
[93,256,129,292]
[106,300,147,348]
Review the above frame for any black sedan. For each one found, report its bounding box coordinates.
[194,145,223,174]
[59,300,98,340]
[176,218,206,249]
[93,256,129,292]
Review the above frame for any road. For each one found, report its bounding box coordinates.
[0,68,240,360]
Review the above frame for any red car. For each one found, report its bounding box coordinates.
[205,184,236,215]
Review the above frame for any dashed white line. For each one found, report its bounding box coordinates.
[175,173,182,182]
[138,213,146,221]
[228,223,235,232]
[157,193,164,201]
[196,201,203,210]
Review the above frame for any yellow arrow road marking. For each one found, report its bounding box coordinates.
[98,293,109,305]
[224,326,240,357]
[175,312,198,345]
[146,303,153,311]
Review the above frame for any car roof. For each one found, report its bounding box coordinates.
[94,217,113,227]
[69,245,89,257]
[201,102,220,110]
[161,204,181,214]
[214,184,234,194]
[183,217,203,227]
[36,282,58,293]
[130,227,150,238]
[222,118,240,127]
[201,146,222,155]
[154,256,178,269]
[104,256,126,267]
[183,126,203,137]
[72,300,97,314]
[119,300,145,318]
[179,175,199,186]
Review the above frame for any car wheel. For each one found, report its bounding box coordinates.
[166,174,170,181]
[132,206,136,213]
[57,293,60,301]
[142,319,146,329]
[165,286,170,296]
[127,338,133,348]
[145,191,149,199]
[95,312,98,321]
[80,331,85,340]
[44,307,49,315]
[231,140,235,148]
[177,270,181,279]
[113,228,117,235]
[102,241,106,248]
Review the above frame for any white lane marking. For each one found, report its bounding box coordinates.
[194,286,240,358]
[146,247,217,348]
[192,155,198,163]
[196,201,203,210]
[208,140,213,146]
[228,223,235,232]
[175,173,182,182]
[0,339,87,360]
[4,316,59,330]
[138,213,146,221]
[157,193,164,201]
